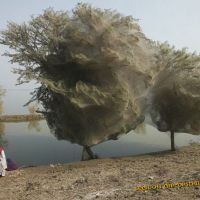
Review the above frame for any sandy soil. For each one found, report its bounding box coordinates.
[1,143,200,200]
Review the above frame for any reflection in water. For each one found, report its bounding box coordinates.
[27,120,41,132]
[0,122,5,134]
[0,122,8,147]
[3,121,200,166]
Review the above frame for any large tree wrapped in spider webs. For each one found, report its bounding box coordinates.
[0,3,156,155]
[148,42,200,150]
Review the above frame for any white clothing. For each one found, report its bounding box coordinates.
[0,150,7,176]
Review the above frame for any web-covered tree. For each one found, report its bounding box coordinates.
[149,43,200,151]
[0,3,156,159]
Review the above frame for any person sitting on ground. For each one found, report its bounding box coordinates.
[6,158,18,171]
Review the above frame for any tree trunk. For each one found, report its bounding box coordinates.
[81,146,98,160]
[170,130,175,151]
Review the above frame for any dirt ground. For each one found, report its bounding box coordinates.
[1,143,200,200]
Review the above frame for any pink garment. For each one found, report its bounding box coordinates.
[0,147,4,153]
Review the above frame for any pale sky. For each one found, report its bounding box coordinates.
[0,0,200,113]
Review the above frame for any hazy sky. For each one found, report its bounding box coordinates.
[0,0,200,113]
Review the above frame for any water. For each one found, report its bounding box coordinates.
[0,120,199,167]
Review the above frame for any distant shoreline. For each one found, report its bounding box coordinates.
[0,114,44,122]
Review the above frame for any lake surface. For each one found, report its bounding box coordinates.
[0,120,200,167]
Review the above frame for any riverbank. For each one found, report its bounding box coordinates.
[0,143,200,200]
[0,114,44,122]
